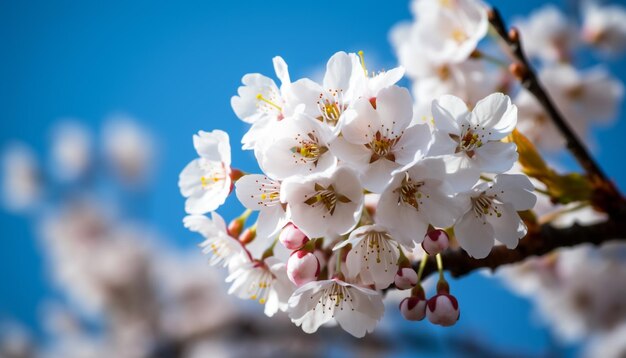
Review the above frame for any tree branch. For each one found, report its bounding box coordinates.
[413,217,626,279]
[487,7,625,216]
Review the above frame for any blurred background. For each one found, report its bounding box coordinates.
[1,0,625,357]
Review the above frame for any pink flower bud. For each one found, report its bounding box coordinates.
[287,250,320,287]
[422,229,449,255]
[394,267,418,290]
[399,296,427,321]
[279,223,309,250]
[426,294,460,327]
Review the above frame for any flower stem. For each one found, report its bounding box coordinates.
[416,252,429,283]
[436,253,444,282]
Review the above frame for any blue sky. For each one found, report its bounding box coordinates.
[1,0,625,355]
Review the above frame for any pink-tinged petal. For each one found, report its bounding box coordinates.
[455,211,495,259]
[257,205,288,239]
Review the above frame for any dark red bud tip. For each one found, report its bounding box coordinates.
[427,230,441,242]
[369,97,377,109]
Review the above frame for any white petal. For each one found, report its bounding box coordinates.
[473,141,518,174]
[470,93,517,140]
[376,86,414,132]
[490,174,537,211]
[193,130,231,165]
[488,203,526,249]
[323,51,355,91]
[432,95,466,134]
[272,56,290,84]
[455,211,495,259]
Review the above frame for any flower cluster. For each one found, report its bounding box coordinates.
[179,39,537,335]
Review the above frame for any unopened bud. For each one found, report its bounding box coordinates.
[394,267,418,290]
[287,250,320,286]
[239,226,256,245]
[426,293,460,327]
[422,229,449,255]
[400,296,427,321]
[279,223,309,250]
[228,218,244,237]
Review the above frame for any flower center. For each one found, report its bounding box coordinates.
[291,131,329,166]
[256,93,283,115]
[365,131,401,163]
[394,173,426,210]
[303,183,352,216]
[248,264,275,305]
[353,230,395,267]
[199,162,227,190]
[451,28,468,44]
[471,193,502,219]
[317,90,345,127]
[254,178,281,207]
[450,124,485,158]
[315,282,355,314]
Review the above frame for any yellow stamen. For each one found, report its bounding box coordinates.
[256,94,282,111]
[358,50,368,77]
[451,28,468,43]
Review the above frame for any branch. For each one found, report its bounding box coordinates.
[413,217,626,279]
[487,7,625,216]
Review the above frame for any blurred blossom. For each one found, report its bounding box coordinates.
[50,121,92,181]
[516,64,624,150]
[1,143,41,212]
[583,322,626,358]
[102,116,155,185]
[501,242,626,342]
[0,322,35,358]
[514,5,578,63]
[581,1,626,55]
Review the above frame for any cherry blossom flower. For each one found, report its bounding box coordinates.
[334,224,400,290]
[394,267,419,290]
[231,56,296,151]
[454,174,536,259]
[400,296,427,321]
[377,158,462,248]
[278,223,309,250]
[516,64,623,150]
[102,117,154,184]
[235,174,288,239]
[259,113,336,180]
[426,293,460,326]
[183,213,247,269]
[430,93,518,191]
[331,85,432,192]
[281,166,364,239]
[287,278,385,337]
[412,0,488,64]
[422,229,450,256]
[515,5,578,63]
[50,121,92,181]
[179,130,232,214]
[226,256,295,317]
[581,1,626,55]
[1,143,41,212]
[286,250,320,287]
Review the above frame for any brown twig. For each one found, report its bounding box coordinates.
[487,7,626,216]
[413,218,626,279]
